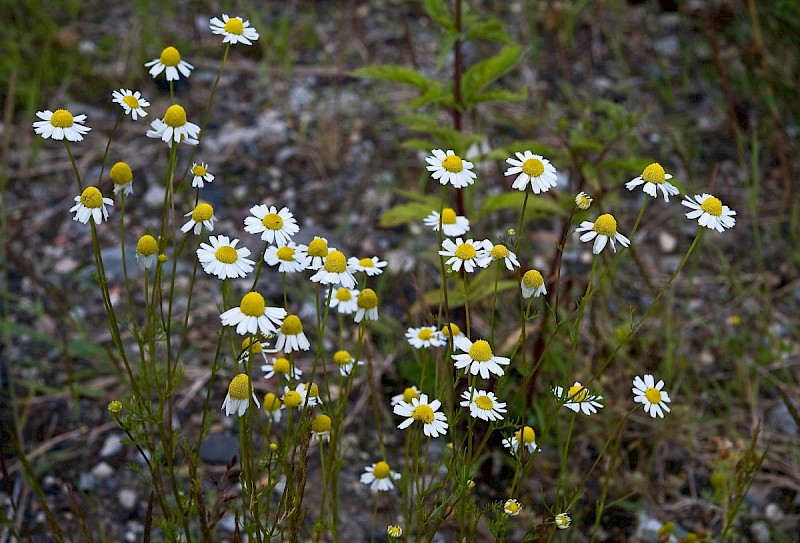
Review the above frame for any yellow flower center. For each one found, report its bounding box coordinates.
[262,212,283,230]
[441,208,457,224]
[454,243,477,261]
[122,94,140,109]
[516,426,536,444]
[50,109,74,128]
[191,203,214,222]
[192,164,207,176]
[474,395,494,411]
[372,461,391,479]
[522,158,545,177]
[308,383,320,398]
[357,288,378,309]
[323,250,347,273]
[283,390,301,408]
[215,245,239,264]
[468,340,493,362]
[335,287,351,301]
[411,404,434,424]
[228,374,250,400]
[333,350,352,366]
[441,323,461,337]
[158,254,168,263]
[644,387,662,404]
[110,162,133,185]
[441,154,464,173]
[387,526,402,537]
[642,162,666,184]
[312,414,331,433]
[272,357,290,374]
[522,270,543,288]
[593,214,618,236]
[307,237,329,257]
[263,392,281,412]
[505,500,521,515]
[276,246,295,261]
[159,46,181,67]
[576,193,592,209]
[417,329,434,341]
[240,292,266,317]
[701,196,723,217]
[281,315,303,335]
[358,257,374,267]
[80,187,103,209]
[567,384,588,402]
[224,17,245,35]
[163,104,187,128]
[490,245,509,259]
[136,235,158,256]
[108,400,122,414]
[241,337,263,354]
[402,387,419,403]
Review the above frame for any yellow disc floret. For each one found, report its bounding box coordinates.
[262,213,283,230]
[307,237,329,257]
[228,374,251,401]
[333,350,353,366]
[123,95,140,109]
[283,391,301,408]
[276,246,295,261]
[642,162,666,184]
[417,329,434,341]
[490,244,510,259]
[263,392,281,412]
[215,245,239,264]
[308,383,320,398]
[516,426,536,444]
[474,395,494,410]
[50,109,74,128]
[358,257,374,268]
[335,288,351,301]
[468,340,493,362]
[701,196,723,217]
[311,414,331,433]
[110,162,133,185]
[191,203,214,221]
[592,214,618,236]
[357,288,378,309]
[241,337,263,354]
[281,315,303,335]
[442,154,464,173]
[567,384,588,403]
[224,17,244,35]
[240,292,266,317]
[454,242,477,261]
[159,46,181,67]
[272,357,291,374]
[324,250,347,273]
[372,461,391,479]
[402,387,419,403]
[522,158,545,177]
[522,270,544,288]
[644,387,663,404]
[192,163,207,176]
[80,187,103,209]
[441,323,461,337]
[136,235,158,256]
[441,208,457,224]
[163,104,187,128]
[411,404,434,423]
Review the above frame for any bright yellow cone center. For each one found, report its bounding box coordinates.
[403,387,419,403]
[50,109,74,128]
[567,384,588,402]
[228,374,250,400]
[522,270,543,288]
[357,288,378,309]
[324,250,347,273]
[490,245,509,259]
[455,243,476,260]
[262,212,283,230]
[159,46,181,66]
[272,357,290,374]
[276,246,295,261]
[441,323,461,337]
[505,500,520,515]
[215,246,239,264]
[224,17,245,35]
[442,154,464,173]
[312,414,331,433]
[335,287,351,301]
[334,350,352,366]
[163,104,187,127]
[469,340,493,362]
[240,292,265,317]
[474,395,494,410]
[372,461,391,479]
[281,315,303,335]
[516,426,536,444]
[307,238,328,257]
[263,392,281,412]
[191,203,214,221]
[242,337,263,354]
[701,196,723,217]
[358,257,374,267]
[283,391,301,408]
[417,329,434,341]
[192,164,207,176]
[644,387,662,404]
[122,95,140,109]
[441,208,457,224]
[593,214,617,236]
[136,235,158,256]
[642,162,666,184]
[522,158,544,177]
[110,162,133,185]
[411,404,434,424]
[308,383,320,398]
[80,187,103,209]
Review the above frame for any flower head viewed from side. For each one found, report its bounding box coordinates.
[220,292,287,336]
[555,513,571,530]
[553,382,604,416]
[281,383,321,410]
[423,208,470,237]
[425,149,476,188]
[210,14,260,45]
[145,46,194,81]
[311,414,332,442]
[328,287,359,314]
[302,236,334,270]
[575,191,593,210]
[262,392,282,422]
[460,388,507,422]
[264,242,309,273]
[244,205,299,246]
[632,374,672,418]
[521,269,547,299]
[70,187,113,224]
[191,162,214,188]
[110,161,134,196]
[197,235,254,280]
[221,373,260,417]
[576,213,631,254]
[626,162,680,202]
[181,203,216,234]
[135,235,159,270]
[503,499,522,516]
[452,337,510,379]
[504,151,558,193]
[391,385,420,407]
[360,461,401,492]
[348,256,387,276]
[354,288,379,323]
[387,526,403,539]
[439,238,491,273]
[33,109,91,141]
[334,350,363,376]
[393,393,448,438]
[502,426,540,456]
[146,104,200,147]
[275,315,311,353]
[489,244,520,271]
[310,250,356,289]
[261,356,302,381]
[112,89,149,121]
[681,193,736,232]
[406,326,444,349]
[239,337,276,365]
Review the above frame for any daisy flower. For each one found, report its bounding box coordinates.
[576,213,630,254]
[426,149,476,188]
[33,108,90,142]
[239,337,276,364]
[310,250,357,289]
[521,269,547,299]
[626,162,680,202]
[191,162,214,188]
[334,350,363,376]
[504,151,558,193]
[460,388,507,422]
[348,256,387,277]
[145,46,193,81]
[503,499,522,516]
[221,373,260,417]
[393,393,448,438]
[406,326,445,349]
[261,355,302,381]
[354,288,378,323]
[220,292,287,336]
[391,386,420,407]
[328,287,359,314]
[146,104,200,147]
[681,193,736,232]
[302,237,335,270]
[197,235,255,280]
[502,426,540,455]
[135,235,159,270]
[110,161,134,196]
[553,382,604,416]
[423,208,470,237]
[70,187,113,224]
[111,89,149,120]
[281,383,321,410]
[262,392,282,422]
[440,322,465,342]
[632,374,672,418]
[555,513,571,530]
[244,205,299,246]
[275,315,311,352]
[181,203,216,234]
[360,461,400,492]
[387,526,403,538]
[452,337,510,379]
[209,14,260,45]
[264,242,309,273]
[439,237,491,273]
[489,243,520,271]
[575,191,593,210]
[311,414,332,442]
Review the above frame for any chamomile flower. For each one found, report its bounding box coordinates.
[502,426,540,455]
[69,187,113,224]
[33,108,90,141]
[553,382,604,416]
[110,161,134,196]
[310,250,357,289]
[135,235,159,269]
[239,337,276,364]
[197,235,255,280]
[406,326,444,349]
[391,386,420,407]
[111,89,149,121]
[302,237,335,270]
[576,213,630,254]
[393,393,448,438]
[460,388,507,422]
[262,392,282,422]
[181,203,216,234]
[425,149,476,188]
[626,163,680,202]
[334,350,363,376]
[281,383,321,410]
[575,191,593,210]
[146,104,200,147]
[360,461,400,492]
[505,151,558,193]
[348,256,387,276]
[632,374,672,418]
[439,238,491,273]
[220,292,287,336]
[191,162,214,188]
[681,193,736,232]
[209,14,260,45]
[452,337,510,379]
[354,288,379,323]
[555,513,571,530]
[275,315,310,352]
[311,414,332,442]
[328,287,359,314]
[145,46,193,81]
[503,499,522,516]
[423,208,470,237]
[264,242,309,273]
[387,526,403,538]
[440,322,465,342]
[244,205,299,246]
[261,355,303,381]
[489,243,520,271]
[221,373,260,417]
[521,269,547,298]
